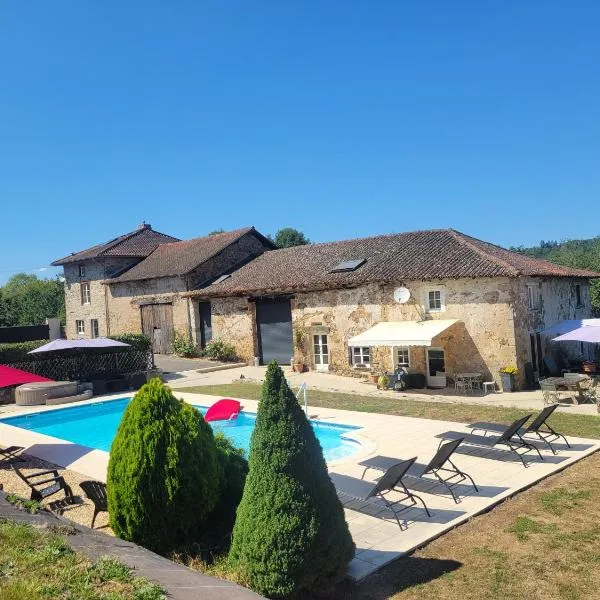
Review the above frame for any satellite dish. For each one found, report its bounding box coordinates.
[393,287,411,304]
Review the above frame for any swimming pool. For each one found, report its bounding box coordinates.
[0,398,361,462]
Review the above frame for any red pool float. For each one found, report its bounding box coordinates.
[204,398,241,422]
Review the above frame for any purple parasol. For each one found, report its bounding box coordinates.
[553,326,600,343]
[28,338,130,354]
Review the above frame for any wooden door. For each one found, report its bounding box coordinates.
[141,303,174,354]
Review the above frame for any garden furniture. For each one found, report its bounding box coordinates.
[436,414,543,468]
[469,404,569,455]
[358,438,478,504]
[12,465,73,502]
[0,444,24,463]
[330,457,431,529]
[80,480,108,528]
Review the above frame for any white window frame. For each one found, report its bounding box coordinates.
[393,346,410,369]
[90,319,99,338]
[424,288,445,313]
[81,282,91,305]
[78,264,86,278]
[351,346,370,367]
[76,320,85,335]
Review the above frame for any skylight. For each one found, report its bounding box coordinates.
[211,274,232,285]
[330,259,366,273]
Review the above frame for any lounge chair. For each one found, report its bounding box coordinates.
[436,415,543,468]
[0,445,24,463]
[12,465,73,502]
[330,457,431,529]
[204,399,241,422]
[469,405,569,455]
[358,438,478,504]
[80,480,108,528]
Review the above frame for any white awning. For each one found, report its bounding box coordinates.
[347,319,459,347]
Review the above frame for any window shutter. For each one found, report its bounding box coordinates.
[348,346,353,365]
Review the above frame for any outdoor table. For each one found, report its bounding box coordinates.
[542,375,590,404]
[455,372,483,390]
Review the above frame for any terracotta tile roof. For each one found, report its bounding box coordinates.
[189,229,600,298]
[51,225,179,265]
[110,227,268,282]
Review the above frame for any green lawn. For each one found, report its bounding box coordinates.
[0,519,165,600]
[179,382,600,439]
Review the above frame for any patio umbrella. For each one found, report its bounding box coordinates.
[28,338,130,354]
[540,319,600,337]
[0,365,52,388]
[553,326,600,343]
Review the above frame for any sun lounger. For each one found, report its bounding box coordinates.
[330,457,431,529]
[358,438,478,504]
[436,415,543,468]
[469,405,569,455]
[12,465,73,502]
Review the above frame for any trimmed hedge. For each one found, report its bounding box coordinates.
[107,378,221,553]
[228,362,355,598]
[0,340,48,363]
[108,333,152,352]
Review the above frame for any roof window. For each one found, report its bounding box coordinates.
[330,259,366,273]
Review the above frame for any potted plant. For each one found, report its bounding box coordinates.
[293,329,306,373]
[499,365,519,392]
[377,373,390,390]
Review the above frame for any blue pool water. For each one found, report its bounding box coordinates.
[0,398,360,462]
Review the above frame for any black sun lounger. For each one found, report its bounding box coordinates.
[358,438,479,504]
[436,414,543,468]
[469,405,570,455]
[12,465,74,502]
[330,457,431,529]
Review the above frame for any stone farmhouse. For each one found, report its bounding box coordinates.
[53,226,598,387]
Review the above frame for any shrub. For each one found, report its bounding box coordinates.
[203,339,237,362]
[228,362,355,598]
[0,340,48,362]
[108,333,152,352]
[171,332,199,357]
[107,378,221,553]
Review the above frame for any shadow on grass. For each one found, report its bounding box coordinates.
[301,555,462,599]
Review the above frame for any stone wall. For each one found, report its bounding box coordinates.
[63,258,138,339]
[208,277,520,384]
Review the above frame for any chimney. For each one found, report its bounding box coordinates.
[138,222,152,230]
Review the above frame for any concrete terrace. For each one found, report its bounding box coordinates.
[0,389,598,580]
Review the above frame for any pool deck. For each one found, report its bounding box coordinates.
[1,391,599,581]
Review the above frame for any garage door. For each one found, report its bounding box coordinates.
[255,298,293,365]
[140,303,174,354]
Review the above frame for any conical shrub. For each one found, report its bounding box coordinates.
[229,362,355,598]
[107,378,221,553]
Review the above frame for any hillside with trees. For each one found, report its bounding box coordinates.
[512,237,600,314]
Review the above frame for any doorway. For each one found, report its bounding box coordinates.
[426,348,446,388]
[313,333,329,371]
[140,303,174,354]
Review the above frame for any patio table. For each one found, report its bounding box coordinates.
[542,375,590,404]
[455,373,483,391]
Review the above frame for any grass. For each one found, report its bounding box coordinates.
[0,519,165,600]
[179,382,600,439]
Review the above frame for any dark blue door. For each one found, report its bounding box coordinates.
[198,302,212,348]
[256,299,293,365]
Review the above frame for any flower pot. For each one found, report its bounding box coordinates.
[369,374,379,384]
[500,372,515,393]
[583,361,597,375]
[293,363,305,373]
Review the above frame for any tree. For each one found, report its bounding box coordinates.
[0,273,65,327]
[107,378,221,553]
[229,362,354,598]
[273,227,310,248]
[208,229,225,236]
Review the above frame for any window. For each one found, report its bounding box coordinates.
[575,284,583,307]
[394,347,410,369]
[330,259,366,273]
[80,282,91,305]
[76,320,85,335]
[90,319,99,338]
[78,264,86,278]
[352,346,370,367]
[527,285,539,310]
[428,290,442,311]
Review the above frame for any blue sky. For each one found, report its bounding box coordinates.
[1,1,599,283]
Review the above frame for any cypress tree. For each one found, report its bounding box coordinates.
[229,362,355,598]
[107,378,221,553]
